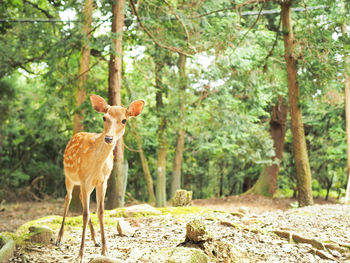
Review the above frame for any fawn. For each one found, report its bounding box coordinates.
[56,94,144,262]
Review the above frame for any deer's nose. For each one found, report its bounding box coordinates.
[105,136,113,144]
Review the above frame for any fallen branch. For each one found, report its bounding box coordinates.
[220,221,260,234]
[19,186,42,201]
[25,247,43,252]
[309,248,338,261]
[274,230,325,250]
[273,230,346,261]
[221,220,347,261]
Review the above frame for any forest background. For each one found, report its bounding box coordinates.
[0,0,349,209]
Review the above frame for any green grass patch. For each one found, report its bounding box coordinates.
[158,206,211,216]
[274,188,294,198]
[12,205,217,245]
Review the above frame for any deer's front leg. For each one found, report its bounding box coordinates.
[78,186,91,263]
[56,178,74,246]
[96,182,108,256]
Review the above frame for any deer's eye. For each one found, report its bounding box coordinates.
[122,119,127,124]
[103,116,106,122]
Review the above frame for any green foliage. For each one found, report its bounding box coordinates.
[0,0,348,202]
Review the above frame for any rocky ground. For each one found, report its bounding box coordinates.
[1,196,349,262]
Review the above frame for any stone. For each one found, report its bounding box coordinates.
[28,226,54,243]
[161,247,208,263]
[171,190,192,207]
[238,206,250,215]
[185,220,213,243]
[88,256,123,263]
[117,219,136,237]
[202,241,240,262]
[0,235,16,263]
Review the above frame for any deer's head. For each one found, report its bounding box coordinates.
[90,94,144,145]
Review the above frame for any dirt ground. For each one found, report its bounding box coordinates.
[2,195,347,263]
[1,195,347,263]
[0,195,335,233]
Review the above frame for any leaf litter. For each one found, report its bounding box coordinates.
[1,198,349,262]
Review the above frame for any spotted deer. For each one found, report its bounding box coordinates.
[56,94,144,262]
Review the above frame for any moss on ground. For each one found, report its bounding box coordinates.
[10,205,221,248]
[158,206,209,216]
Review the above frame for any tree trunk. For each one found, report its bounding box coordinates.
[245,97,287,197]
[132,120,156,203]
[344,70,350,204]
[155,61,167,207]
[325,175,334,201]
[106,0,126,209]
[341,20,350,204]
[170,54,187,198]
[219,163,224,197]
[70,0,93,213]
[281,1,313,207]
[156,139,167,207]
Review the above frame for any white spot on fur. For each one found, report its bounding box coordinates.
[84,146,90,153]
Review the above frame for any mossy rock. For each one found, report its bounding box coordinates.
[171,190,193,207]
[0,234,16,263]
[28,226,54,244]
[161,247,208,263]
[185,220,213,243]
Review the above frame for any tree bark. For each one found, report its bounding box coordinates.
[245,97,287,197]
[155,61,167,207]
[344,67,350,204]
[70,0,93,213]
[72,0,93,135]
[170,53,187,198]
[341,19,350,204]
[132,121,156,203]
[281,1,313,206]
[107,0,126,209]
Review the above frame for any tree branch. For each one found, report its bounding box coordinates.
[129,0,195,56]
[74,52,109,80]
[23,0,54,18]
[191,0,267,19]
[263,15,282,72]
[123,142,141,153]
[231,1,266,53]
[164,0,194,52]
[7,49,49,71]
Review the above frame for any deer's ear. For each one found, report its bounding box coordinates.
[127,100,145,118]
[90,95,109,113]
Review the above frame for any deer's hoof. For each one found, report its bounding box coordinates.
[101,247,109,256]
[56,241,62,246]
[95,242,101,247]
